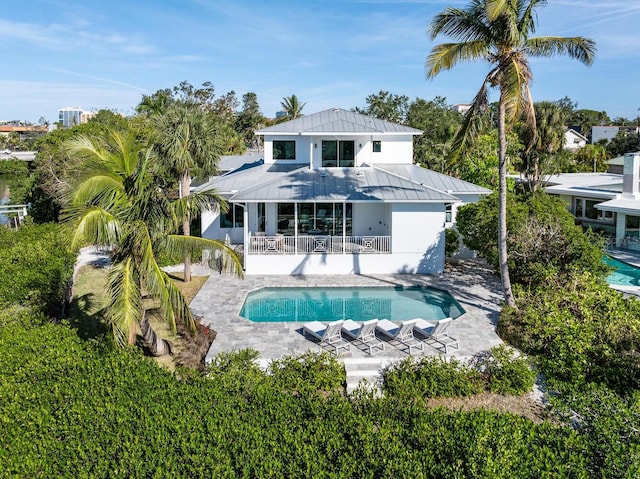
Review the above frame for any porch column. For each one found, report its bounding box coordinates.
[617,212,626,248]
[243,204,248,269]
[294,202,298,254]
[342,201,346,254]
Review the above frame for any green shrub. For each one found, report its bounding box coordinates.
[457,192,609,287]
[0,223,75,317]
[0,303,47,328]
[382,355,484,399]
[268,350,346,394]
[473,345,536,395]
[500,273,640,393]
[445,227,460,257]
[1,320,624,478]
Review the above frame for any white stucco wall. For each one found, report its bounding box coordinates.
[264,134,416,169]
[263,136,312,165]
[244,202,446,275]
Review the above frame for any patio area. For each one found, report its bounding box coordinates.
[189,259,504,373]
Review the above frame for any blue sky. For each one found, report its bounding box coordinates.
[2,0,639,124]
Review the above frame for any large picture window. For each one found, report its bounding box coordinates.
[322,140,354,167]
[273,140,296,160]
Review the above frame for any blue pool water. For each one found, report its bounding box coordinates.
[240,286,465,323]
[604,256,640,287]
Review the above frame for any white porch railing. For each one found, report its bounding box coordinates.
[248,235,391,255]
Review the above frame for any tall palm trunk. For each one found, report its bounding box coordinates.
[181,170,192,282]
[497,95,516,308]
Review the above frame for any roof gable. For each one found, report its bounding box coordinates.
[256,108,422,135]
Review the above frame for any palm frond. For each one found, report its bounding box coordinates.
[64,206,121,250]
[164,234,244,276]
[498,54,533,121]
[133,225,202,335]
[429,2,489,42]
[106,257,142,346]
[426,41,491,78]
[448,75,492,162]
[526,36,596,65]
[171,189,228,228]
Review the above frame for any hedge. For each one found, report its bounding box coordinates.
[0,321,599,478]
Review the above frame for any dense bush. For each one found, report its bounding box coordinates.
[457,192,609,286]
[500,273,640,393]
[0,321,601,478]
[268,350,346,393]
[472,345,536,395]
[382,346,535,399]
[444,227,460,257]
[382,355,484,399]
[0,159,33,205]
[0,223,75,317]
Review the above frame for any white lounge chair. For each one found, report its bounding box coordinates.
[413,317,459,353]
[341,319,385,355]
[302,320,350,354]
[375,319,424,354]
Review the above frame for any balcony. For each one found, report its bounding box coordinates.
[247,234,391,255]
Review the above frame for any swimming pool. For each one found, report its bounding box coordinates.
[604,255,640,287]
[240,286,465,323]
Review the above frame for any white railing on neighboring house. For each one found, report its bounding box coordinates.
[247,235,391,255]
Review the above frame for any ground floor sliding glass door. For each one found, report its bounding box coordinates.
[276,202,352,236]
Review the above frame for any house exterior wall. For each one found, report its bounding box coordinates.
[263,134,415,168]
[352,203,389,236]
[263,136,312,165]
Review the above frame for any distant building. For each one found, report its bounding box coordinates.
[452,104,471,115]
[58,107,95,128]
[564,128,588,151]
[592,125,640,144]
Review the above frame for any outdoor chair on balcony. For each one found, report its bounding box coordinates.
[302,320,350,355]
[375,319,424,354]
[341,319,385,355]
[413,317,459,353]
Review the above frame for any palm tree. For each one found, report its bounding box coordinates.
[153,104,227,282]
[426,0,595,307]
[280,95,306,120]
[518,101,567,189]
[63,129,242,354]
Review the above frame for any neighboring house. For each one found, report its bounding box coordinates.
[544,152,640,249]
[564,128,587,151]
[591,125,640,144]
[197,108,491,275]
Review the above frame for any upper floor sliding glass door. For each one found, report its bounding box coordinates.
[322,140,354,167]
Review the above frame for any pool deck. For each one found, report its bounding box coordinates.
[189,259,504,371]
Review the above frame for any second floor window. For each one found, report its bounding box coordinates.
[322,140,354,167]
[273,140,296,160]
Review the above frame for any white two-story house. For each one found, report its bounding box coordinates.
[197,108,490,275]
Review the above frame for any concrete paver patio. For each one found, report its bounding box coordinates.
[189,259,505,367]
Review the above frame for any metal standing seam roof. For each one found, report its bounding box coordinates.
[218,152,263,172]
[194,163,303,194]
[375,164,493,195]
[256,108,423,135]
[229,166,459,203]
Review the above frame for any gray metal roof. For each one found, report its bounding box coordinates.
[230,166,458,203]
[256,108,422,135]
[194,163,303,195]
[376,164,493,195]
[219,152,263,172]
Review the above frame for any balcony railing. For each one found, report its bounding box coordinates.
[247,235,391,255]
